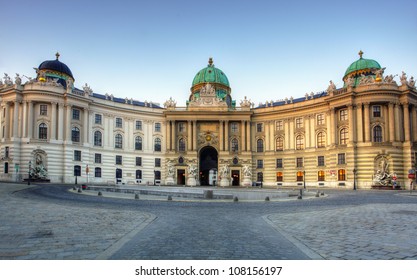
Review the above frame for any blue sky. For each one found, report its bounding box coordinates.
[1,0,416,106]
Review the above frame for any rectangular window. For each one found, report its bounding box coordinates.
[340,109,348,121]
[231,122,238,133]
[338,153,346,165]
[5,146,9,158]
[116,155,122,165]
[95,167,102,178]
[318,170,325,181]
[296,157,303,168]
[155,122,161,132]
[276,158,283,168]
[318,156,325,167]
[74,150,81,161]
[72,109,80,120]
[257,159,263,169]
[135,120,142,130]
[373,105,381,118]
[276,172,283,182]
[317,114,324,125]
[115,117,123,128]
[178,122,186,133]
[276,120,283,131]
[257,123,263,132]
[295,118,303,128]
[136,157,142,166]
[94,153,102,164]
[40,104,48,116]
[155,158,161,167]
[95,114,102,125]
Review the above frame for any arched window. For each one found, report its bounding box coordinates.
[39,123,47,139]
[71,127,80,142]
[231,138,238,152]
[276,172,283,182]
[338,169,346,181]
[178,138,186,152]
[276,137,284,151]
[115,134,123,149]
[257,139,264,152]
[318,170,325,181]
[154,138,161,152]
[373,125,383,142]
[94,131,102,146]
[296,135,304,150]
[317,132,326,148]
[135,136,143,150]
[94,167,102,178]
[340,128,348,145]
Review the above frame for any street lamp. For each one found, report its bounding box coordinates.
[303,170,306,190]
[353,168,357,190]
[27,160,31,185]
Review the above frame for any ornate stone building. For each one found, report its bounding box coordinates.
[1,52,416,189]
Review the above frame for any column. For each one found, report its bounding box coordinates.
[219,121,224,151]
[326,111,331,145]
[171,121,175,151]
[305,116,310,148]
[364,103,370,142]
[4,102,10,138]
[309,117,315,147]
[330,109,336,145]
[403,103,411,142]
[83,108,89,144]
[388,103,395,142]
[241,121,246,152]
[193,121,197,151]
[225,121,229,151]
[27,102,33,139]
[166,121,171,151]
[50,102,57,140]
[284,119,290,150]
[265,120,270,151]
[394,103,401,141]
[246,121,250,152]
[348,105,355,143]
[187,121,192,151]
[269,121,274,151]
[289,119,294,149]
[412,106,417,142]
[384,105,389,142]
[21,102,27,138]
[57,103,64,141]
[13,101,19,137]
[65,104,72,141]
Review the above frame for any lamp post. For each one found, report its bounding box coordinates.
[303,170,306,190]
[353,168,357,190]
[27,160,31,185]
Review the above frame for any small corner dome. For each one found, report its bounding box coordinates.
[344,50,381,79]
[38,52,74,80]
[192,57,230,88]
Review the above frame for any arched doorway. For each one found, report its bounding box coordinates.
[199,146,218,186]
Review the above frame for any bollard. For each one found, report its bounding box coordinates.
[315,190,320,197]
[321,191,325,196]
[77,188,82,193]
[167,195,172,201]
[98,191,102,196]
[135,194,139,200]
[233,196,239,202]
[265,196,270,202]
[298,189,303,199]
[72,187,76,191]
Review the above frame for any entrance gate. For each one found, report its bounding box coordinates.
[199,146,218,186]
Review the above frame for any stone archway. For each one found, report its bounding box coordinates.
[199,146,218,186]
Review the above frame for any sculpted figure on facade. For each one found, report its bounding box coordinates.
[373,67,385,82]
[240,96,251,109]
[242,164,252,177]
[66,78,73,92]
[30,153,48,180]
[3,73,13,86]
[219,164,229,178]
[400,71,407,86]
[327,80,336,92]
[383,74,396,84]
[14,74,22,85]
[164,97,177,109]
[83,83,93,96]
[187,163,197,179]
[166,160,175,177]
[346,76,354,87]
[373,157,392,186]
[408,76,415,88]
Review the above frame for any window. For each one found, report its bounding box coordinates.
[74,165,81,176]
[296,171,304,182]
[257,123,263,132]
[340,109,348,121]
[155,158,161,167]
[296,118,303,128]
[155,171,161,180]
[276,158,283,168]
[135,120,142,130]
[155,122,161,132]
[276,137,284,151]
[338,153,346,165]
[296,135,304,150]
[276,120,283,131]
[318,170,325,181]
[257,172,263,182]
[318,156,325,167]
[276,172,283,182]
[71,127,80,142]
[231,138,238,152]
[95,167,102,178]
[296,157,303,168]
[95,153,102,164]
[373,125,383,142]
[178,122,186,133]
[178,138,186,152]
[40,104,47,116]
[135,136,143,150]
[5,147,9,158]
[317,132,326,148]
[231,122,238,133]
[4,162,8,174]
[115,134,123,149]
[115,117,123,128]
[136,170,142,179]
[340,128,348,145]
[373,106,381,118]
[257,160,263,169]
[338,169,346,181]
[94,131,102,146]
[257,139,264,152]
[154,138,161,152]
[95,114,102,125]
[39,123,47,139]
[72,109,80,120]
[136,157,142,166]
[74,150,81,161]
[317,114,325,125]
[116,155,122,165]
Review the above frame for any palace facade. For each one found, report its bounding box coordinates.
[1,52,416,189]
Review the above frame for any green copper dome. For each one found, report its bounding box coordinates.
[192,58,230,88]
[344,50,381,77]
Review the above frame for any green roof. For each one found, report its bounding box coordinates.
[192,58,230,87]
[344,57,381,77]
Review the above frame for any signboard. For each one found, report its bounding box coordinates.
[408,174,415,179]
[408,169,415,174]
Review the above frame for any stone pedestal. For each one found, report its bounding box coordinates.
[187,177,197,187]
[242,175,252,187]
[165,176,175,185]
[220,178,230,187]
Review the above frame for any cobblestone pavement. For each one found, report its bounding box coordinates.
[1,182,417,260]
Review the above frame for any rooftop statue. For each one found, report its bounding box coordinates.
[83,83,93,96]
[3,73,13,86]
[164,97,177,109]
[15,74,22,85]
[408,76,415,88]
[327,80,336,92]
[400,71,407,86]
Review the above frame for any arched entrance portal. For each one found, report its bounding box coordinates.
[199,146,218,186]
